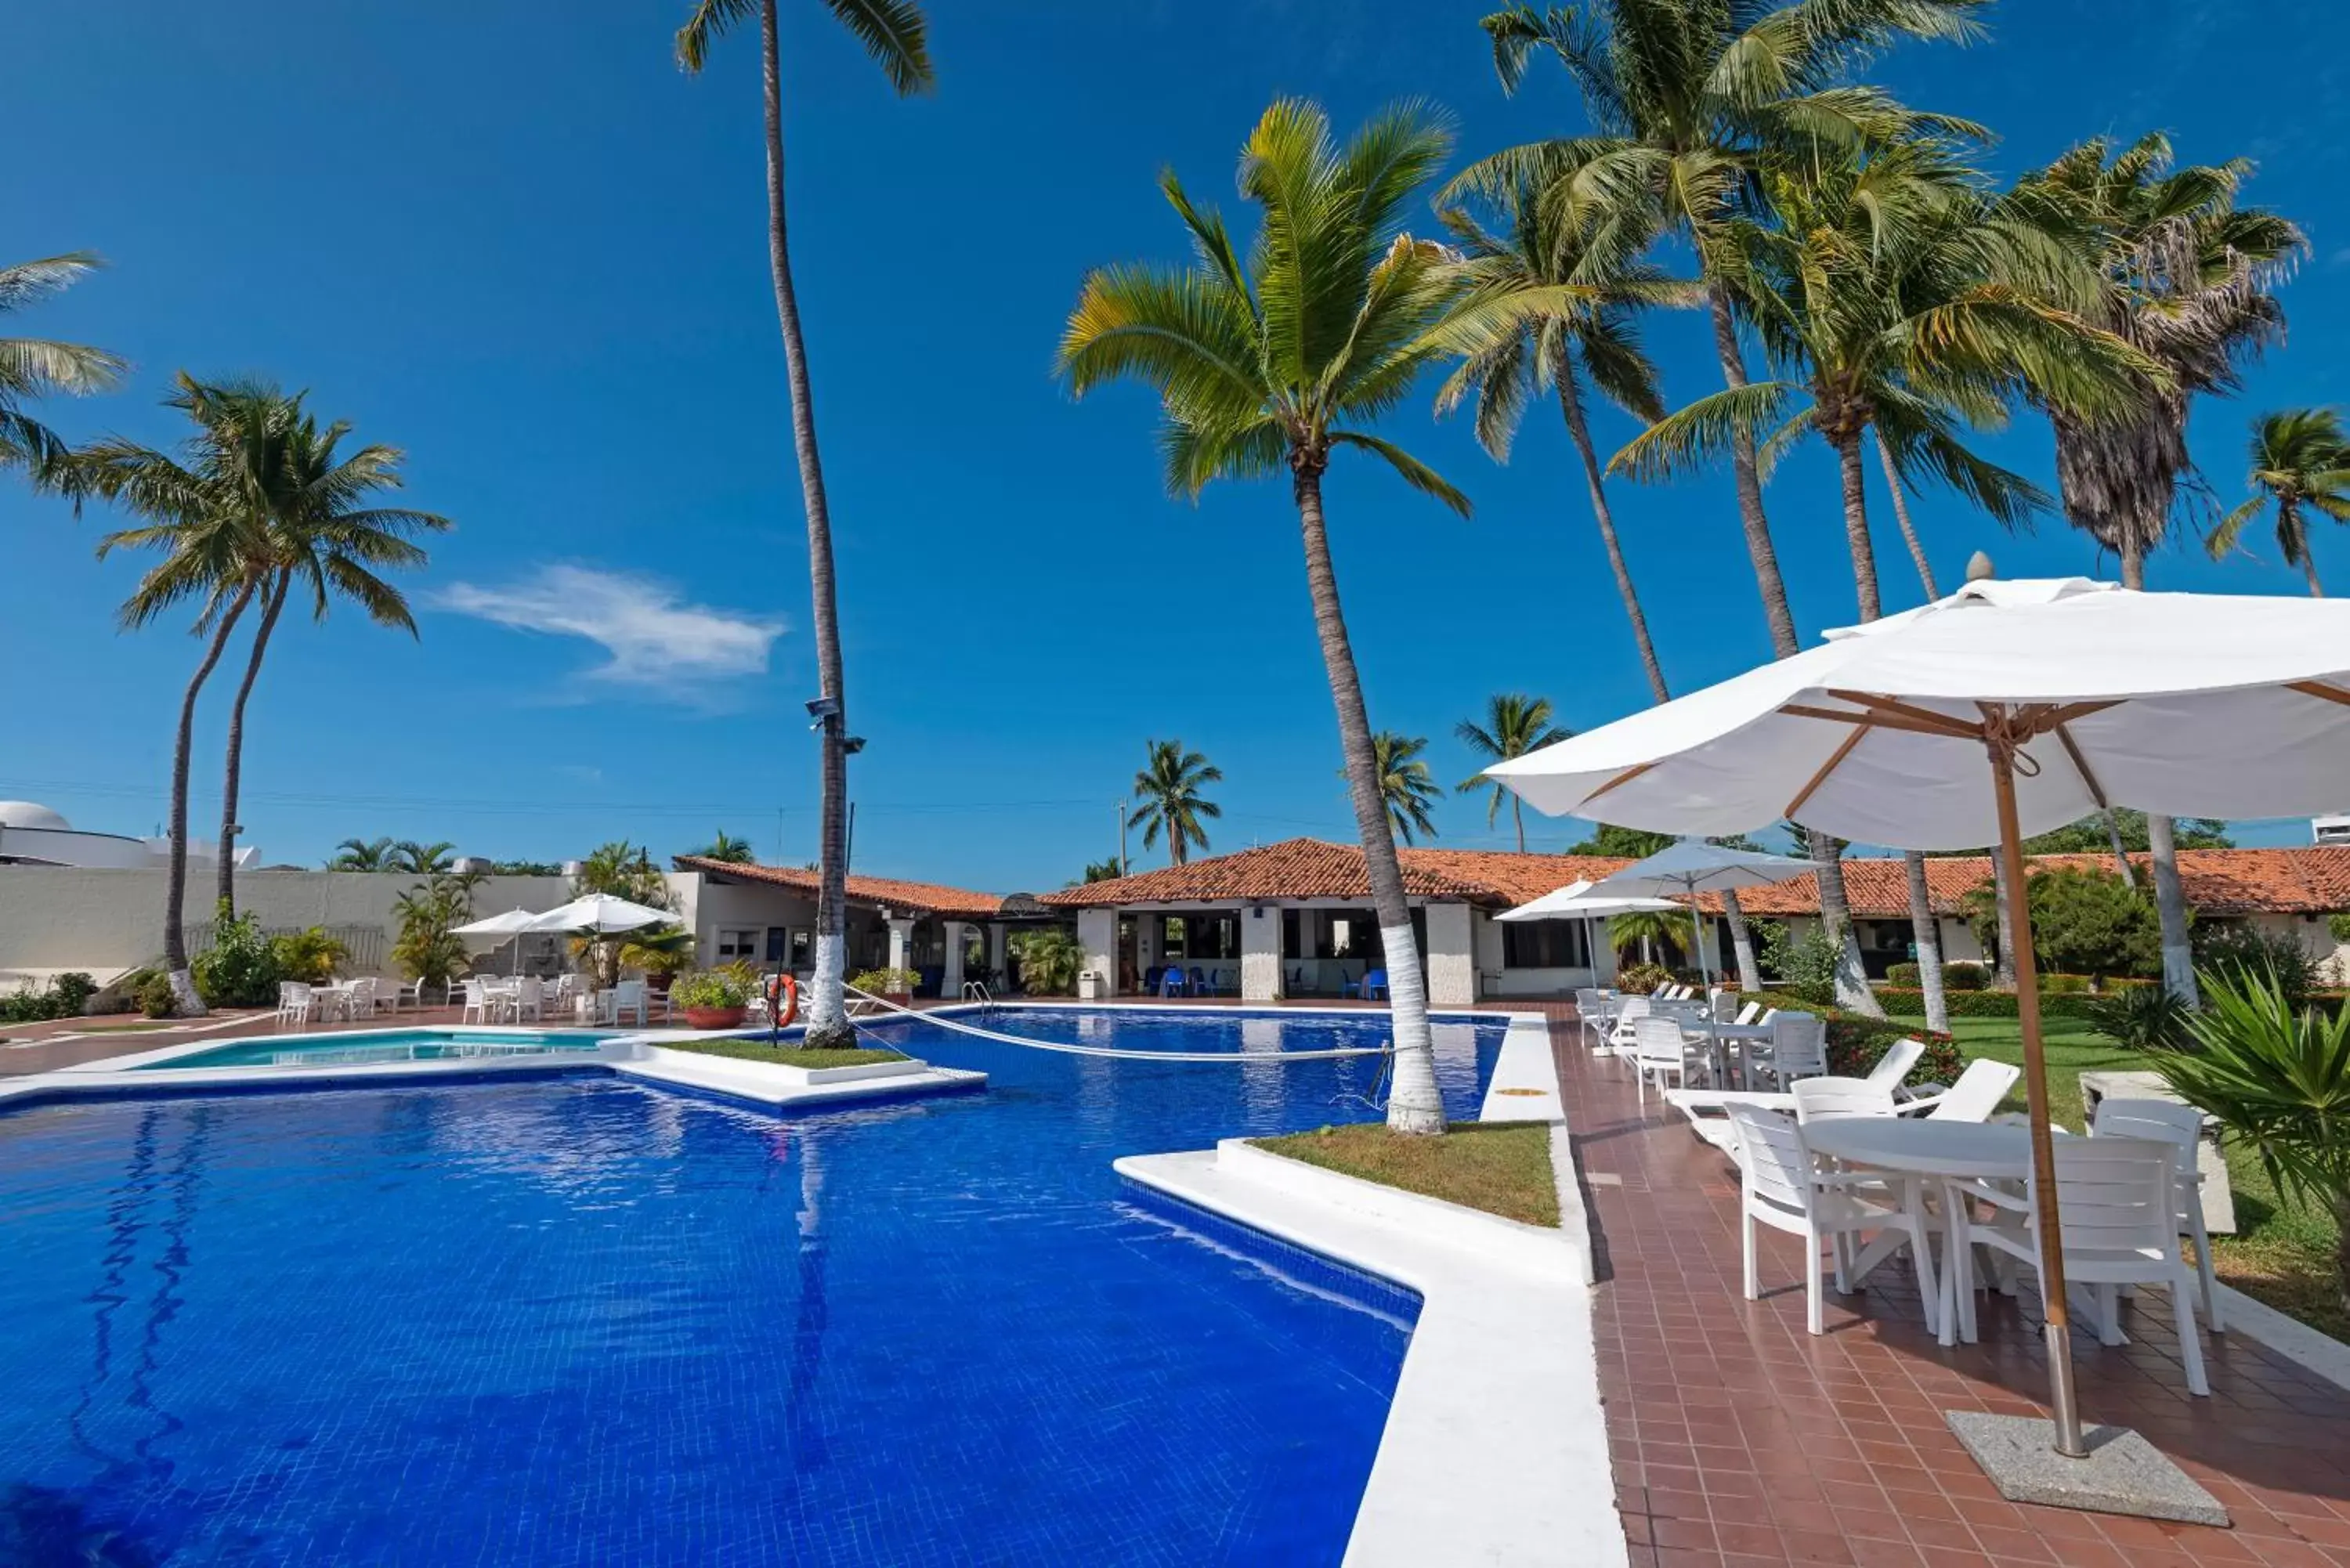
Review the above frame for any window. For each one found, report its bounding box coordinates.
[1502,919,1589,970]
[1326,915,1359,959]
[765,927,788,963]
[788,929,812,969]
[716,928,758,962]
[1282,909,1301,959]
[1184,913,1239,961]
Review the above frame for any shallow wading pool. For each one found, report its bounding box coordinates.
[124,1027,612,1070]
[0,1008,1504,1565]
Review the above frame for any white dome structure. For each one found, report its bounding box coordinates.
[0,801,71,832]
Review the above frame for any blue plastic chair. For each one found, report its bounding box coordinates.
[1159,966,1186,998]
[1340,970,1362,999]
[1188,966,1208,997]
[1362,967,1389,1001]
[1141,965,1162,995]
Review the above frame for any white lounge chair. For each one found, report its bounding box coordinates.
[1907,1059,2020,1122]
[1791,1077,1897,1124]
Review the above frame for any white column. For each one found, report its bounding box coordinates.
[1241,904,1283,1002]
[885,916,914,976]
[985,922,1007,980]
[1076,908,1117,996]
[941,921,967,996]
[1423,902,1476,1006]
[1472,911,1504,999]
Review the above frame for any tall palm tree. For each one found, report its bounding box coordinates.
[1455,693,1571,851]
[693,829,759,863]
[1058,99,1468,1134]
[1364,732,1442,846]
[1426,168,1681,702]
[330,836,396,871]
[1468,0,1985,1020]
[1128,739,1222,867]
[2210,407,2350,595]
[0,253,125,478]
[674,0,933,1051]
[2023,132,2302,1004]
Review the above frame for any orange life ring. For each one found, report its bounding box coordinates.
[768,972,800,1028]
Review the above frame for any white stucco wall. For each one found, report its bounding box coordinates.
[1076,908,1117,995]
[1241,904,1283,1001]
[1423,902,1475,1007]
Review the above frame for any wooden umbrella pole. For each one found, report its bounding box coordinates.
[1986,721,2088,1458]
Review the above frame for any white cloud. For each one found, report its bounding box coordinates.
[435,565,785,692]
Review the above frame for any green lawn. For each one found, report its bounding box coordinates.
[1253,1121,1559,1227]
[1889,1011,2348,1342]
[656,1038,907,1070]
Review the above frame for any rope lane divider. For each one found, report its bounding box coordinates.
[839,987,1394,1064]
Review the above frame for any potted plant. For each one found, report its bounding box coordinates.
[851,967,921,1006]
[670,969,750,1030]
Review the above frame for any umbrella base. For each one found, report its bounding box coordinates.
[1944,1411,2228,1526]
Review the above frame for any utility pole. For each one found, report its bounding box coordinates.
[1115,797,1128,876]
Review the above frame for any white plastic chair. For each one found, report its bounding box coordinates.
[1725,1103,1940,1337]
[610,979,647,1026]
[276,981,313,1025]
[461,977,490,1025]
[1955,1136,2210,1393]
[2093,1098,2222,1334]
[1907,1059,2021,1122]
[514,977,544,1023]
[1573,988,1614,1052]
[1631,1017,1691,1104]
[1752,1012,1826,1089]
[1607,995,1654,1055]
[1791,1076,1897,1124]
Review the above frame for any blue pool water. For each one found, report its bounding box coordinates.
[0,1008,1504,1565]
[126,1028,610,1070]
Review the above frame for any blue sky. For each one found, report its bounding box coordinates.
[6,0,2347,892]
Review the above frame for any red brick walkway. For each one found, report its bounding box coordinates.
[1542,1009,2350,1566]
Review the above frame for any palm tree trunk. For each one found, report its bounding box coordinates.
[1872,427,1939,598]
[164,583,256,1015]
[2115,539,2200,1004]
[1722,888,1762,992]
[755,0,853,1043]
[1833,426,1883,622]
[1992,854,2019,988]
[1512,794,1526,854]
[1705,284,1799,660]
[1295,458,1442,1135]
[1904,851,1948,1034]
[1558,374,1668,703]
[216,570,290,916]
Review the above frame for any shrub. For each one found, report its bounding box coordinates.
[137,972,178,1019]
[1615,962,1672,995]
[51,972,96,1014]
[2040,971,2092,995]
[670,970,750,1010]
[2026,866,2161,982]
[1885,961,1922,988]
[392,875,473,993]
[2196,923,2322,1011]
[2085,984,2193,1053]
[1745,989,1961,1089]
[268,929,349,985]
[849,966,921,997]
[1943,961,1990,992]
[190,905,282,1008]
[1009,927,1086,995]
[2330,912,2350,947]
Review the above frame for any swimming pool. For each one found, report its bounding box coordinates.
[0,1008,1505,1565]
[125,1028,611,1070]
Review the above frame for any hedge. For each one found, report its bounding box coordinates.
[1743,990,1962,1089]
[1871,984,2149,1021]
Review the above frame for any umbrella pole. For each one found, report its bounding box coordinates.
[1990,735,2087,1459]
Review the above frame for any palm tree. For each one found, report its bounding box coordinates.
[1467,0,1983,1021]
[1058,99,1468,1135]
[693,829,759,863]
[392,840,457,875]
[329,836,396,871]
[1128,739,1222,867]
[0,253,125,478]
[1455,693,1571,851]
[2210,407,2350,595]
[674,0,931,1052]
[2023,132,2303,1004]
[1364,731,1442,846]
[1607,907,1681,966]
[1427,168,1680,702]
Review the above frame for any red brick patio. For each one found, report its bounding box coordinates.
[1543,1007,2350,1566]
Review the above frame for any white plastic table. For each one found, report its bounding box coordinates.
[1802,1118,2034,1346]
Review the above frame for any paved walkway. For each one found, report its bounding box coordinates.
[1542,1007,2350,1567]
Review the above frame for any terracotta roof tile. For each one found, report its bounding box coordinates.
[1702,847,2350,918]
[673,856,1009,921]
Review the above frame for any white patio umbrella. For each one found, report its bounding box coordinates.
[1495,880,1679,988]
[521,894,676,935]
[1487,573,2350,1462]
[1583,840,1818,992]
[450,907,543,975]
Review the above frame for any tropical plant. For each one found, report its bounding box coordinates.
[1454,694,1571,850]
[490,859,565,876]
[1079,858,1126,884]
[1010,927,1088,996]
[571,840,669,905]
[2017,865,2161,983]
[675,0,933,1053]
[691,829,757,863]
[618,927,696,977]
[1755,919,1838,1006]
[267,927,349,985]
[2085,982,2193,1053]
[2195,923,2323,1012]
[848,966,920,997]
[2208,407,2350,595]
[1607,908,1683,966]
[1567,822,1676,858]
[671,969,751,1010]
[1358,731,1442,846]
[392,873,476,995]
[2153,967,2350,1314]
[2023,132,2303,1004]
[1614,960,1672,995]
[0,253,125,478]
[190,902,282,1008]
[1128,739,1222,866]
[389,840,457,875]
[1058,97,1467,1133]
[328,836,396,871]
[1426,172,1679,701]
[136,972,178,1020]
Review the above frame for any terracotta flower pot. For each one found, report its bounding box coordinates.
[683,1006,747,1030]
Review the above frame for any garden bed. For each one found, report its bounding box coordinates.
[1252,1121,1558,1227]
[653,1037,906,1070]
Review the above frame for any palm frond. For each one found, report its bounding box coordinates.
[1329,430,1472,516]
[819,0,934,94]
[1608,381,1800,482]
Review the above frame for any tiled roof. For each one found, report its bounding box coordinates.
[673,856,1009,920]
[1036,838,2350,919]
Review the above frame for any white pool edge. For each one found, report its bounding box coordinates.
[1114,1009,1627,1568]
